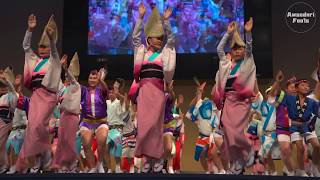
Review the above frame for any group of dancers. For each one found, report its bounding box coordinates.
[1,2,320,177]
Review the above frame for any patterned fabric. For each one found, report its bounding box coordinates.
[122,135,136,158]
[258,132,277,158]
[6,108,27,155]
[247,119,261,136]
[6,129,25,155]
[107,128,123,157]
[194,135,212,161]
[251,93,276,133]
[279,93,318,134]
[186,98,217,136]
[31,58,49,89]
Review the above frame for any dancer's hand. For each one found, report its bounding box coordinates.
[164,7,173,20]
[60,54,68,70]
[28,14,37,32]
[245,17,253,32]
[276,70,284,82]
[197,82,206,93]
[138,3,146,18]
[227,22,236,34]
[98,68,107,81]
[167,80,174,92]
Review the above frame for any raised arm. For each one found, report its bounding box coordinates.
[132,3,146,48]
[98,67,108,93]
[189,82,205,106]
[238,17,256,80]
[162,8,176,83]
[217,22,236,61]
[217,33,230,62]
[163,8,174,49]
[47,27,59,62]
[115,86,126,106]
[116,93,129,117]
[23,14,37,53]
[0,76,15,94]
[244,17,253,56]
[0,68,17,94]
[41,25,62,92]
[269,70,284,97]
[23,31,33,53]
[0,72,18,109]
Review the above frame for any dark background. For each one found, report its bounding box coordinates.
[272,0,320,80]
[0,0,64,72]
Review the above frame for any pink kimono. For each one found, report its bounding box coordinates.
[131,18,176,159]
[16,30,61,171]
[212,32,256,162]
[52,69,81,169]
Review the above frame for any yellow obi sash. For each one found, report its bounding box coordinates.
[82,117,108,124]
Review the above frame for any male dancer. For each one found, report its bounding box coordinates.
[271,65,320,177]
[79,68,109,173]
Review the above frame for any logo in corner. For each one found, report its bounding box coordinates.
[285,2,316,33]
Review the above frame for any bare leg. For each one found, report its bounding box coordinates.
[80,130,95,169]
[294,140,305,170]
[308,138,320,172]
[96,127,108,172]
[199,149,209,172]
[215,137,228,170]
[115,157,122,173]
[266,152,276,174]
[279,141,294,172]
[163,134,173,159]
[105,144,112,171]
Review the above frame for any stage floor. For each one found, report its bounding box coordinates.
[0,173,315,180]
